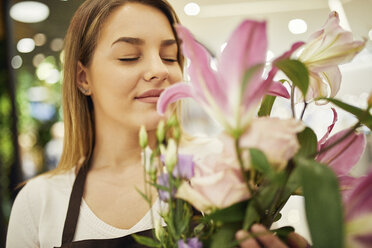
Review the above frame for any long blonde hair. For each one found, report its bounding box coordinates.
[54,0,184,174]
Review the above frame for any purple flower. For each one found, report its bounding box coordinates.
[160,154,195,180]
[157,173,176,202]
[172,154,195,180]
[178,237,203,248]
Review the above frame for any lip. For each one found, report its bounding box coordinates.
[135,89,164,103]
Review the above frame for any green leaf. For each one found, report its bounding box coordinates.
[135,187,151,204]
[210,223,241,248]
[249,148,274,178]
[295,156,344,248]
[132,234,161,248]
[272,226,295,243]
[243,202,260,230]
[321,97,372,130]
[205,200,248,223]
[296,127,318,158]
[275,59,309,97]
[258,95,276,117]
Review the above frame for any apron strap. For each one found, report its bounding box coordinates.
[61,158,91,245]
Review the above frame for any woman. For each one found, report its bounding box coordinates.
[6,0,306,247]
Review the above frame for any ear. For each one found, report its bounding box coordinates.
[76,61,91,95]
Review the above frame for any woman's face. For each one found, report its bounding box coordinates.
[80,3,182,131]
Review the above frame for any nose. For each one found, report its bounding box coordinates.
[143,54,169,82]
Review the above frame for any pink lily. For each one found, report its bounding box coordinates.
[316,108,366,201]
[157,21,301,136]
[297,11,366,102]
[344,170,372,248]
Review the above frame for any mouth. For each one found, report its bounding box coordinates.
[134,89,164,103]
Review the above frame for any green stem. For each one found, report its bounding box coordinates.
[265,161,295,227]
[300,101,308,120]
[234,137,252,195]
[291,84,296,119]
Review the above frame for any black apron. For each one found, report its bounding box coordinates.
[55,159,153,248]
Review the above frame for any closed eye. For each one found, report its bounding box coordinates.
[162,58,177,63]
[119,58,139,62]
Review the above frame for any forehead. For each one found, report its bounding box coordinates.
[98,2,175,46]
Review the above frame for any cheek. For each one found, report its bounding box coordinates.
[169,66,183,84]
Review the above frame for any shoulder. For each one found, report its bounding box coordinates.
[7,168,76,247]
[22,168,76,202]
[12,168,75,218]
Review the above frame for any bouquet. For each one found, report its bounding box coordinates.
[133,11,371,248]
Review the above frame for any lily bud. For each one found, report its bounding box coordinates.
[144,155,156,175]
[368,92,372,107]
[173,126,181,142]
[154,219,164,241]
[165,139,177,172]
[167,114,178,127]
[156,120,165,143]
[139,125,148,148]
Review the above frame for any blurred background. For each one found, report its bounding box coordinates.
[0,0,371,245]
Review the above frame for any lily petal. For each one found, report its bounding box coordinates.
[157,83,194,115]
[318,108,338,150]
[346,170,372,220]
[274,41,305,62]
[339,175,362,202]
[218,20,267,92]
[267,81,290,98]
[307,66,342,101]
[175,25,227,110]
[316,129,366,176]
[243,41,304,109]
[300,11,366,67]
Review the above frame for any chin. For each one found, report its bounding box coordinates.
[139,112,166,132]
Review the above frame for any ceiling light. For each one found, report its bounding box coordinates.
[17,38,35,53]
[10,1,49,23]
[45,69,61,84]
[288,19,307,34]
[33,53,45,67]
[34,33,47,46]
[50,38,64,52]
[184,2,200,16]
[11,55,23,69]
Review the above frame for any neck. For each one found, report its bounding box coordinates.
[91,120,157,170]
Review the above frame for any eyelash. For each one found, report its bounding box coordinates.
[119,58,139,62]
[118,58,177,63]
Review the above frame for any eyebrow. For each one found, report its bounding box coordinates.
[111,37,177,47]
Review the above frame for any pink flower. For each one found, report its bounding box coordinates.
[316,108,366,201]
[240,117,305,170]
[176,136,249,213]
[344,170,372,248]
[158,21,301,136]
[176,117,303,212]
[297,11,366,102]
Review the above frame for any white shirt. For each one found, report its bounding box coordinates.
[6,168,158,248]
